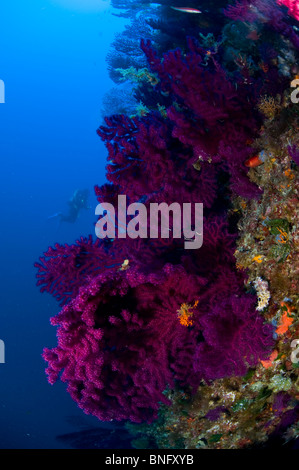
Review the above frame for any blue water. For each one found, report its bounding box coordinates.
[0,0,127,449]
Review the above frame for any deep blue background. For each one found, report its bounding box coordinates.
[0,0,127,448]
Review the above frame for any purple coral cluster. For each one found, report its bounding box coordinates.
[140,37,263,199]
[42,265,204,422]
[194,294,274,380]
[38,224,274,422]
[224,0,299,49]
[288,144,299,166]
[34,6,299,423]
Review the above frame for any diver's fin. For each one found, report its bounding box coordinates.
[47,212,63,232]
[47,212,62,220]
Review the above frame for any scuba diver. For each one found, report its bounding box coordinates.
[49,189,91,224]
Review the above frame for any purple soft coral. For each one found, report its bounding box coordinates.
[97,112,219,208]
[35,235,123,306]
[194,294,275,380]
[141,38,263,199]
[288,144,299,165]
[224,0,299,50]
[43,264,204,422]
[37,5,282,423]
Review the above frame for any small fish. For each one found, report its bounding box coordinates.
[171,6,202,14]
[245,154,264,168]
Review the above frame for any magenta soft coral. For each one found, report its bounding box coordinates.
[224,0,299,49]
[278,0,299,20]
[43,264,204,422]
[97,114,175,202]
[34,236,123,305]
[194,294,275,380]
[288,144,299,165]
[97,112,219,208]
[141,38,262,199]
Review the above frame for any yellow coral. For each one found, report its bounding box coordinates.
[258,95,281,120]
[177,300,198,327]
[252,255,263,263]
[277,227,289,244]
[116,66,159,86]
[284,169,294,179]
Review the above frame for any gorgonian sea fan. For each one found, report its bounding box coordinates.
[140,38,263,199]
[194,294,275,381]
[288,144,299,165]
[97,112,219,208]
[224,0,299,49]
[42,241,275,422]
[277,0,299,20]
[34,236,123,306]
[42,264,205,423]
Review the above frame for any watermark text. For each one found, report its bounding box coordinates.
[291,339,299,364]
[291,78,299,104]
[0,339,5,363]
[95,196,203,249]
[0,80,5,103]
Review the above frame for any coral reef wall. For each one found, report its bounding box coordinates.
[36,0,299,449]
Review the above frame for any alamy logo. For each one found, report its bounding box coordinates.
[0,80,5,103]
[291,339,299,364]
[0,339,5,363]
[95,195,203,249]
[291,78,299,104]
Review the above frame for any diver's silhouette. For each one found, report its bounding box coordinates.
[49,189,90,224]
